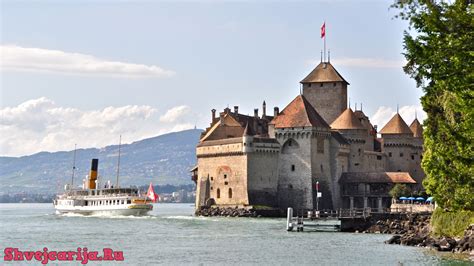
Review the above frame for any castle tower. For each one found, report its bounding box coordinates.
[300,62,349,124]
[379,113,416,183]
[330,108,367,172]
[270,95,334,210]
[409,118,424,187]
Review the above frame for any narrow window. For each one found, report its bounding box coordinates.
[411,155,415,160]
[291,165,295,171]
[224,181,228,185]
[320,164,324,172]
[320,83,323,87]
[217,188,221,199]
[400,153,404,157]
[308,83,312,87]
[224,174,227,179]
[228,188,233,199]
[288,140,292,146]
[317,136,324,153]
[389,152,392,157]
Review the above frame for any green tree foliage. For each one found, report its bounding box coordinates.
[389,184,411,198]
[392,0,473,211]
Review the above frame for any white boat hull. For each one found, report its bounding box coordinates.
[55,204,153,216]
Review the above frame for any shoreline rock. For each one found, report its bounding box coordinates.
[195,206,258,217]
[369,213,473,255]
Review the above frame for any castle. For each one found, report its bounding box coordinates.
[192,60,424,212]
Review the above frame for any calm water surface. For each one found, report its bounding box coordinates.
[0,203,470,265]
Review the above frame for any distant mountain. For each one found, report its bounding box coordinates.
[0,129,203,194]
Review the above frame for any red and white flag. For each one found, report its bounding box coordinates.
[146,182,159,203]
[321,22,326,38]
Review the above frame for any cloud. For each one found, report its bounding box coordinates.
[308,57,406,68]
[159,105,191,123]
[370,105,427,129]
[0,45,175,78]
[0,98,194,157]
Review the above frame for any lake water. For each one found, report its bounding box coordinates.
[0,203,470,265]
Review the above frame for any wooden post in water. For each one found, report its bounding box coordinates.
[286,207,293,231]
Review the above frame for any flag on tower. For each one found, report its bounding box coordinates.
[321,22,326,38]
[146,182,159,203]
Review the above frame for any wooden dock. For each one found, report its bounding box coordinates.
[286,207,373,232]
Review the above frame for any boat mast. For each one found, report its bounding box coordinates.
[116,135,122,188]
[71,144,77,188]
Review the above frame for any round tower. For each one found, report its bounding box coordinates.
[242,123,254,153]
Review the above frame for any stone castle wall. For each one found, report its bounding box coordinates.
[302,82,347,124]
[196,139,249,207]
[276,129,314,210]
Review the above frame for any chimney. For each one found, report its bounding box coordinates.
[262,101,266,117]
[88,158,98,189]
[274,107,279,116]
[234,106,239,114]
[211,109,216,122]
[254,108,259,118]
[219,113,224,124]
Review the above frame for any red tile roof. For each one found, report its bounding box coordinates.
[339,172,416,184]
[300,62,349,84]
[330,108,365,130]
[409,118,423,138]
[270,95,329,128]
[379,113,413,135]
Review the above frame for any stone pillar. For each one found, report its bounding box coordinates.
[349,196,354,210]
[377,197,383,212]
[363,197,368,209]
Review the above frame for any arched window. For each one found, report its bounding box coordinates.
[217,188,221,199]
[228,188,233,199]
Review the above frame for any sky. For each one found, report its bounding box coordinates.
[0,0,426,157]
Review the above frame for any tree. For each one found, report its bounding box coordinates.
[389,184,411,199]
[392,0,473,211]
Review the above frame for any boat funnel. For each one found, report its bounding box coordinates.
[88,158,99,189]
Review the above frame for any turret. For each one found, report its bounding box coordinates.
[242,123,254,153]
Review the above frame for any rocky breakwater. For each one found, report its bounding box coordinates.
[196,206,258,217]
[367,213,473,254]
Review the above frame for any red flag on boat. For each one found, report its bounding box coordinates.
[146,182,159,203]
[321,22,326,38]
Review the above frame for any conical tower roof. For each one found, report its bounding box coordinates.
[409,118,423,138]
[270,95,329,128]
[330,108,365,130]
[379,113,412,134]
[243,122,253,136]
[300,62,349,84]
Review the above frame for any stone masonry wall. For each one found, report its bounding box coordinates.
[302,82,347,124]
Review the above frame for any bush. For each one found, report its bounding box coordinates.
[389,184,411,199]
[431,208,474,237]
